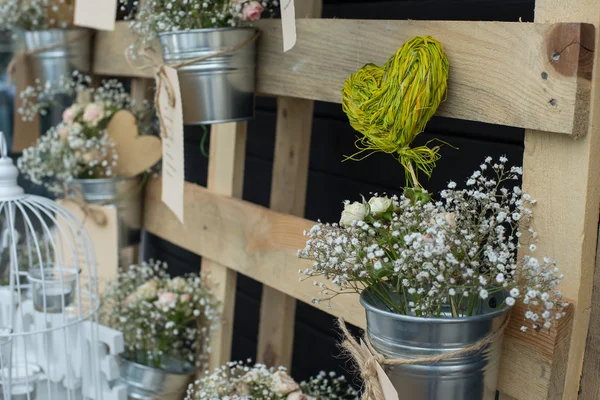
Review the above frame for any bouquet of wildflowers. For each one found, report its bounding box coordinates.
[122,0,279,51]
[186,361,359,400]
[100,260,220,369]
[0,0,74,30]
[299,157,567,331]
[17,72,154,194]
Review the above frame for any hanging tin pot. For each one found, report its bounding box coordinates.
[68,175,143,266]
[158,27,257,125]
[360,288,511,400]
[120,357,195,400]
[22,29,92,85]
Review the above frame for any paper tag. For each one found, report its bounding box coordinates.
[55,202,119,294]
[74,0,117,31]
[360,340,399,400]
[156,66,185,224]
[280,0,297,52]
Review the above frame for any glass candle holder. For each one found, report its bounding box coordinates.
[28,268,77,314]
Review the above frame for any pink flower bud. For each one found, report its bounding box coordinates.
[242,1,264,21]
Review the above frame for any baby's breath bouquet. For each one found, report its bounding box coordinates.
[100,260,220,369]
[299,157,567,331]
[186,361,359,400]
[122,0,279,51]
[17,72,154,194]
[0,0,74,30]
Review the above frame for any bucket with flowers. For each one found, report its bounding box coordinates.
[1,0,92,84]
[17,73,160,262]
[123,0,279,125]
[101,260,221,400]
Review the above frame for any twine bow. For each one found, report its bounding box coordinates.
[126,30,261,139]
[338,314,510,400]
[63,184,108,227]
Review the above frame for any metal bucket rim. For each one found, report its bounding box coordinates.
[360,289,512,324]
[158,26,257,39]
[70,175,141,185]
[121,357,196,376]
[24,28,90,35]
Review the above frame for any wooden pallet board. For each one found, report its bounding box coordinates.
[143,177,574,399]
[94,20,594,136]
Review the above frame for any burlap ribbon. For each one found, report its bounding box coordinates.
[338,314,511,400]
[63,184,108,227]
[126,30,260,138]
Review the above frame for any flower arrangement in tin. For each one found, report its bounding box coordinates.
[0,0,75,30]
[299,157,567,331]
[100,260,220,369]
[186,361,359,400]
[122,0,279,51]
[17,72,154,194]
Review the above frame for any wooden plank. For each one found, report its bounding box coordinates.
[201,122,247,371]
[143,179,576,398]
[12,55,40,152]
[256,97,315,369]
[518,1,600,399]
[579,227,600,399]
[144,178,365,328]
[256,0,322,371]
[94,20,594,136]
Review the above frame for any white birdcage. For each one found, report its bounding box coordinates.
[0,132,121,400]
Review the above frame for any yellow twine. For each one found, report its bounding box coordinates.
[342,36,449,188]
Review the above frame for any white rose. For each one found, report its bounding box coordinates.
[368,196,392,215]
[270,371,300,395]
[340,202,367,227]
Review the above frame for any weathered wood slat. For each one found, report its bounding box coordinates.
[143,178,574,398]
[94,20,594,136]
[521,1,600,399]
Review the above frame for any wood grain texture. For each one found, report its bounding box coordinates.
[12,55,40,152]
[579,227,600,400]
[521,1,600,399]
[94,20,594,136]
[256,97,315,370]
[202,122,247,371]
[143,179,576,396]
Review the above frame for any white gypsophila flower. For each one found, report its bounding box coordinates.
[185,361,359,400]
[298,157,566,328]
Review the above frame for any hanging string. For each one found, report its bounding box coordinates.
[342,36,449,188]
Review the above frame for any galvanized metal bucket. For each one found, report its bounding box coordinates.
[120,357,195,400]
[68,176,143,266]
[360,289,511,400]
[158,27,257,125]
[22,29,92,84]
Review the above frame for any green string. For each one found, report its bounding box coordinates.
[200,125,209,158]
[341,36,450,188]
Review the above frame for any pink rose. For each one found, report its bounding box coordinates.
[242,1,264,21]
[83,103,104,126]
[57,124,70,140]
[157,292,177,308]
[62,106,78,123]
[180,293,191,303]
[287,392,316,400]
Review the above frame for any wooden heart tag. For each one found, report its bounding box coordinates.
[106,110,162,178]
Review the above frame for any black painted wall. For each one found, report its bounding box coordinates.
[143,0,534,383]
